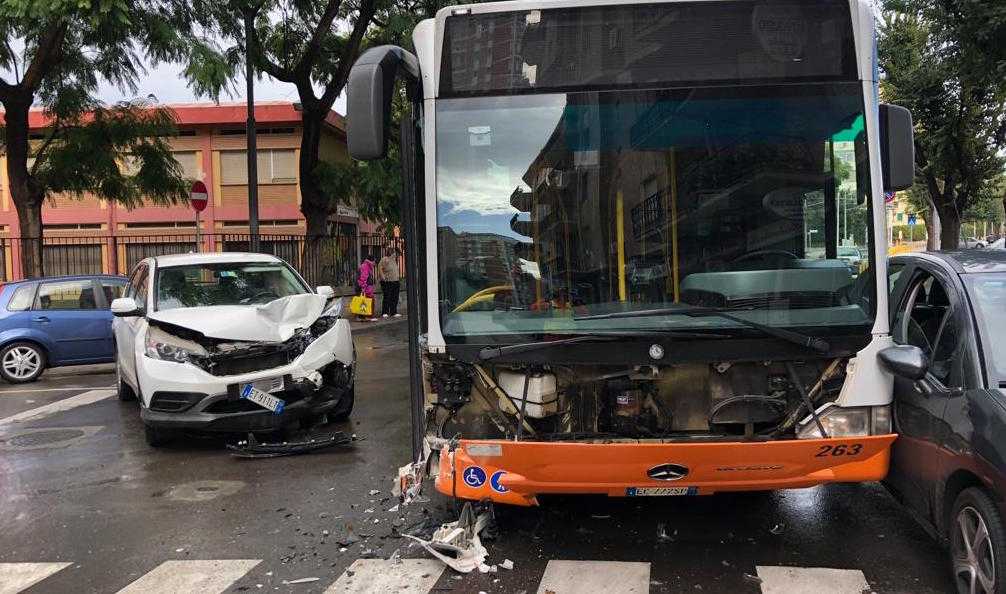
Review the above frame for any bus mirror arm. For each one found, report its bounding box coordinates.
[347,45,420,161]
[878,104,915,192]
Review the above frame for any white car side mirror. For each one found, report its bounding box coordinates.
[111,297,142,317]
[316,285,335,298]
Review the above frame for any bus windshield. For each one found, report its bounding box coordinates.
[436,83,875,339]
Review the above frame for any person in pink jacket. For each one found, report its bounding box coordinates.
[357,257,377,320]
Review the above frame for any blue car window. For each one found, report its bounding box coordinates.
[35,280,98,311]
[7,285,35,311]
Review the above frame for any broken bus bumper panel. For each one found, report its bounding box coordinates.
[435,435,896,506]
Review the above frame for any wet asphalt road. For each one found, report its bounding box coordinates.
[0,321,955,593]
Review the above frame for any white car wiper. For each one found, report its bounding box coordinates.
[574,305,831,354]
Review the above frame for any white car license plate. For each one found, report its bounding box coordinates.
[626,487,698,496]
[240,383,286,414]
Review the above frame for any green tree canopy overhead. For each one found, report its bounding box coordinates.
[879,0,1006,249]
[0,1,208,276]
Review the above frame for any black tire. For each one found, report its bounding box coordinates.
[331,386,355,421]
[0,341,46,384]
[116,359,136,402]
[144,424,174,447]
[950,487,1006,594]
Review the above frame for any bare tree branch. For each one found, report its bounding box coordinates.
[21,21,69,92]
[295,0,343,77]
[3,38,20,83]
[319,0,377,110]
[243,5,296,84]
[30,120,63,175]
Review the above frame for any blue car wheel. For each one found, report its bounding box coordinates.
[0,341,46,383]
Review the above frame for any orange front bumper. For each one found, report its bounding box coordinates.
[435,434,896,506]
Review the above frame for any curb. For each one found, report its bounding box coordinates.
[349,316,408,334]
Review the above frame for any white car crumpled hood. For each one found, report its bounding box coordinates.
[147,293,329,342]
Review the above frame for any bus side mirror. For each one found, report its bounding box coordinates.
[879,104,915,192]
[347,45,420,161]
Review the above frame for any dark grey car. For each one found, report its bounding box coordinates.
[884,250,1006,594]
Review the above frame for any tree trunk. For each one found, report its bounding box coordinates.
[2,94,46,278]
[299,113,330,238]
[937,205,961,250]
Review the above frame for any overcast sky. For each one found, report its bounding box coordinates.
[95,60,348,114]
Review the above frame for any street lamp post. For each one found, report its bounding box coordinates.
[245,8,260,252]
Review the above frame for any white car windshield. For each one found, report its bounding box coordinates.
[156,262,309,310]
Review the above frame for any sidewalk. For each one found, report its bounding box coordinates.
[346,289,408,334]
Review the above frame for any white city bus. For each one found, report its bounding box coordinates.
[348,0,917,506]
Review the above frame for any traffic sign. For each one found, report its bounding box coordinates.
[908,214,917,226]
[190,180,208,212]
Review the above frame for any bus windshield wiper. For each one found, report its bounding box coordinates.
[574,305,831,354]
[477,330,729,361]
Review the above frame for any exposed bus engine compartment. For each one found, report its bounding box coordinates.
[424,355,853,443]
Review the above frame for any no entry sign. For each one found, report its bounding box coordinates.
[190,180,209,212]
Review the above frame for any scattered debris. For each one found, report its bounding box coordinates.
[369,489,381,496]
[281,577,320,585]
[743,573,763,585]
[656,523,675,543]
[388,504,400,513]
[590,514,611,519]
[500,559,514,571]
[769,523,784,535]
[404,502,491,573]
[228,431,352,458]
[364,508,375,514]
[174,548,185,553]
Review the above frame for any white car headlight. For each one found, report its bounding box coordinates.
[144,327,207,364]
[797,404,892,439]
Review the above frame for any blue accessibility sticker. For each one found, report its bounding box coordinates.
[462,466,487,488]
[490,470,509,493]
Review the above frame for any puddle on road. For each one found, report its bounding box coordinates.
[0,425,104,451]
[162,480,246,502]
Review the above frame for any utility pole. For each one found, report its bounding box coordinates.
[245,7,260,252]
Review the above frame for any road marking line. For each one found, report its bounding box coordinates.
[0,562,73,594]
[0,389,115,425]
[326,559,445,593]
[756,566,871,594]
[116,559,261,594]
[536,560,650,594]
[0,386,114,395]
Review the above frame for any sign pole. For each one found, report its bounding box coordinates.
[195,208,202,253]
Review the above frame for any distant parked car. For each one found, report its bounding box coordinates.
[882,250,1006,594]
[0,275,127,383]
[989,237,1005,250]
[961,237,986,249]
[837,245,864,273]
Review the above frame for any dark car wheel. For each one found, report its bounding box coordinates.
[0,342,46,383]
[951,487,1006,594]
[144,423,174,447]
[331,386,355,421]
[116,359,136,402]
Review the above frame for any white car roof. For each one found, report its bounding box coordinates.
[153,252,285,268]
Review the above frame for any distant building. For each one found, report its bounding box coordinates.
[0,101,383,279]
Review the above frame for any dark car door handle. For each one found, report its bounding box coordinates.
[33,316,50,323]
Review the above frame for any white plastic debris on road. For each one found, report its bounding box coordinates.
[404,503,491,574]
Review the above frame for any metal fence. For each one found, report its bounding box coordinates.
[2,234,404,290]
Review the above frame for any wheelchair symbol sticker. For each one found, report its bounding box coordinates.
[462,466,487,488]
[490,470,509,493]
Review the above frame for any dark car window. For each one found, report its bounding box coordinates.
[100,280,126,307]
[7,284,35,311]
[964,274,1006,383]
[894,270,960,386]
[35,280,98,311]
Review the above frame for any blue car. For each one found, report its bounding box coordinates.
[0,275,127,383]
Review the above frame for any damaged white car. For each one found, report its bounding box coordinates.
[111,253,354,447]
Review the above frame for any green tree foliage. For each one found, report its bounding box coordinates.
[0,1,207,276]
[879,0,1006,249]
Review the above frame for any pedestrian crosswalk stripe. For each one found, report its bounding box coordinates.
[756,566,871,594]
[115,559,261,594]
[0,562,72,594]
[536,560,651,594]
[0,389,115,425]
[326,558,445,593]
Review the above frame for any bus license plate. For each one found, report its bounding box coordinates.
[240,383,286,414]
[626,487,698,496]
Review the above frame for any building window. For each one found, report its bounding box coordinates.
[174,151,200,179]
[896,213,904,222]
[220,149,297,184]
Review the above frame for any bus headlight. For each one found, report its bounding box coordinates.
[797,404,892,439]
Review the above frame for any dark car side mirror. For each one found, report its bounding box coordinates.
[879,345,929,381]
[879,104,915,192]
